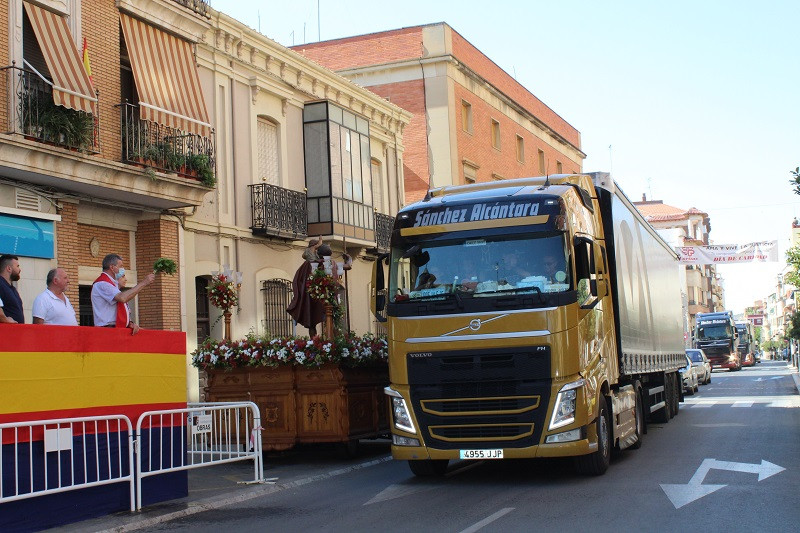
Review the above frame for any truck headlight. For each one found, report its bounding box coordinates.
[549,378,585,431]
[385,386,416,434]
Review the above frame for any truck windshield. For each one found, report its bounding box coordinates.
[696,325,731,340]
[388,233,571,303]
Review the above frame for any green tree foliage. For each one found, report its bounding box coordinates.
[785,312,800,341]
[785,245,800,287]
[792,167,800,196]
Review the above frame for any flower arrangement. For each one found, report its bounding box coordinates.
[191,332,388,372]
[306,267,339,303]
[207,273,238,312]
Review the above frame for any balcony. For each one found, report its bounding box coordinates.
[3,65,98,153]
[374,212,394,253]
[119,102,215,187]
[249,183,308,239]
[171,0,210,18]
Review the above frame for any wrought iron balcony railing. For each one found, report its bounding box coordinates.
[375,212,394,253]
[118,102,215,187]
[249,183,308,239]
[172,0,210,18]
[2,64,99,153]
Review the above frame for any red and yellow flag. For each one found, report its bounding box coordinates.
[82,36,93,84]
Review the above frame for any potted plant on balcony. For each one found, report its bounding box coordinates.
[187,152,215,187]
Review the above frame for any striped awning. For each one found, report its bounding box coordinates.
[23,2,97,115]
[120,13,211,137]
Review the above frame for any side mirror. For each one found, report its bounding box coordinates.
[371,254,388,323]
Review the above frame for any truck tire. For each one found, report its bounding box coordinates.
[574,396,611,476]
[408,459,448,477]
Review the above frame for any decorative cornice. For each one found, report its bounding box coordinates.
[116,0,211,43]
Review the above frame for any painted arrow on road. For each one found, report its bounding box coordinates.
[661,459,785,509]
[754,376,784,381]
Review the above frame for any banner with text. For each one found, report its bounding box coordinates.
[676,241,778,264]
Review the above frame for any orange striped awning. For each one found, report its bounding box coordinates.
[120,13,211,137]
[23,2,97,114]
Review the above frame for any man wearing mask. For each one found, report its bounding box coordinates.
[91,253,154,334]
[0,254,24,323]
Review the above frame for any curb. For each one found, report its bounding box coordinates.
[95,455,393,532]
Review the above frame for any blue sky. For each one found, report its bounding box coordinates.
[210,0,800,314]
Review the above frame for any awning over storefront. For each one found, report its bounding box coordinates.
[120,13,211,137]
[23,2,97,114]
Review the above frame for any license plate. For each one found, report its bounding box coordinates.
[459,449,503,460]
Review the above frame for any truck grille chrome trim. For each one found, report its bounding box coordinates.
[407,331,550,343]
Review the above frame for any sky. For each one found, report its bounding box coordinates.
[209,0,800,315]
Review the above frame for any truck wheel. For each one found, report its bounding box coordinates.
[574,396,611,475]
[408,459,448,477]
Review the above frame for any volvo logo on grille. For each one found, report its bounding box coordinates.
[408,352,433,358]
[469,319,482,331]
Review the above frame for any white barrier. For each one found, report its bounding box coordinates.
[135,402,263,510]
[0,415,135,511]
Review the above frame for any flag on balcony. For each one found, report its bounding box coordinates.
[82,37,93,83]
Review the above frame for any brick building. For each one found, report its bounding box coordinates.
[1,0,211,330]
[293,23,585,203]
[1,0,409,399]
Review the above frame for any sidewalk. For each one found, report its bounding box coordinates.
[51,439,392,533]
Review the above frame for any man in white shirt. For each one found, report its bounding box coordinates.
[32,267,78,326]
[91,254,154,334]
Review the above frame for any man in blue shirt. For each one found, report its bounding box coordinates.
[0,254,24,323]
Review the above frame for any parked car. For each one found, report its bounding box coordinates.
[741,352,756,367]
[686,348,711,385]
[680,353,699,395]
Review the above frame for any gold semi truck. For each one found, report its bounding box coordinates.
[372,172,685,476]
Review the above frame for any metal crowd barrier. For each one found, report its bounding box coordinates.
[135,401,263,510]
[0,415,135,511]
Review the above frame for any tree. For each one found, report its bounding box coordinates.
[786,312,800,341]
[792,167,800,196]
[786,245,800,288]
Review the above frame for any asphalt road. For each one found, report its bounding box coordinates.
[108,360,798,533]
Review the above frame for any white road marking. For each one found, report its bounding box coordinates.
[691,402,716,408]
[458,508,515,533]
[661,458,785,509]
[732,401,753,408]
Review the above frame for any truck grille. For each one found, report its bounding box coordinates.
[407,346,551,450]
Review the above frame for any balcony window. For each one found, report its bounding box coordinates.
[257,117,280,185]
[303,102,375,242]
[5,3,98,152]
[118,14,214,185]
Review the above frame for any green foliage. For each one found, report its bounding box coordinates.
[188,153,215,187]
[785,245,800,287]
[21,88,94,151]
[153,257,177,275]
[785,312,800,341]
[791,167,800,196]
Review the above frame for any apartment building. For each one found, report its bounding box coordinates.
[634,195,723,333]
[292,23,584,203]
[1,0,410,397]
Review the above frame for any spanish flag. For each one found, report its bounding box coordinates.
[82,36,93,84]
